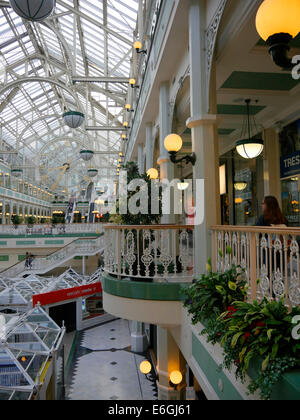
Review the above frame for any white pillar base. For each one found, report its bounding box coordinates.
[131,332,148,353]
[157,382,184,401]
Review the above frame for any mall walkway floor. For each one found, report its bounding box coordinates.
[65,318,158,400]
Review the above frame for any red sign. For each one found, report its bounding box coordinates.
[32,283,102,307]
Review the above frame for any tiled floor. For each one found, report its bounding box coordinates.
[65,319,158,401]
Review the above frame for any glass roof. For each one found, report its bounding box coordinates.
[0,306,63,400]
[0,0,138,195]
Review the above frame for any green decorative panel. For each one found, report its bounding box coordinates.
[102,274,184,301]
[16,241,36,246]
[192,333,244,400]
[221,71,300,91]
[192,332,300,400]
[0,256,9,262]
[0,241,7,246]
[217,104,265,115]
[18,255,26,262]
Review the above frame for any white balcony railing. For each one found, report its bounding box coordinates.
[104,225,194,282]
[0,223,103,236]
[211,226,300,310]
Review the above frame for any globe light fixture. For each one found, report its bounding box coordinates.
[63,111,85,128]
[125,104,133,113]
[147,168,159,180]
[169,371,183,390]
[122,134,127,140]
[256,0,300,69]
[139,361,152,376]
[177,181,189,191]
[129,78,139,89]
[164,134,196,166]
[123,121,129,128]
[236,100,264,160]
[80,150,94,162]
[9,0,55,21]
[134,40,147,55]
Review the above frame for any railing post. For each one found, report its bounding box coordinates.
[116,229,122,280]
[249,232,257,302]
[211,229,217,272]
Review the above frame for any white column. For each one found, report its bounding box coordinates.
[187,0,220,276]
[9,202,13,224]
[131,320,148,353]
[145,122,154,171]
[156,327,185,400]
[158,81,175,224]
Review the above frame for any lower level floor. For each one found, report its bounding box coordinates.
[65,318,158,401]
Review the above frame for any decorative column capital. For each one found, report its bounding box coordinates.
[186,114,219,129]
[157,155,170,166]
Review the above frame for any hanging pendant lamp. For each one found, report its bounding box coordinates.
[236,100,264,160]
[80,150,94,162]
[9,0,55,22]
[63,111,85,129]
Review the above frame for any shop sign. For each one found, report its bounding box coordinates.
[280,151,300,179]
[32,282,102,307]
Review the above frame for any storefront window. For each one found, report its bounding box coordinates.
[280,119,300,226]
[220,149,263,226]
[82,294,104,322]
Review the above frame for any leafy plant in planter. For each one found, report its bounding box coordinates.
[183,258,248,324]
[109,162,162,226]
[11,215,22,228]
[26,216,36,227]
[219,298,300,400]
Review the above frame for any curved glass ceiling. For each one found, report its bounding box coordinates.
[0,0,138,193]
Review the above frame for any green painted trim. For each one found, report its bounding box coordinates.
[217,104,265,116]
[192,333,244,400]
[0,241,7,246]
[16,241,36,246]
[102,274,185,301]
[247,358,300,400]
[65,331,79,379]
[18,255,26,262]
[0,256,9,262]
[192,332,300,400]
[221,71,299,91]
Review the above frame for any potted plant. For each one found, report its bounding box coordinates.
[11,214,22,229]
[26,216,36,227]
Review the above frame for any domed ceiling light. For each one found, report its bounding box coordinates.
[9,0,55,22]
[256,0,300,69]
[87,169,98,178]
[236,100,264,160]
[63,111,85,129]
[11,168,23,178]
[80,150,94,162]
[234,181,248,191]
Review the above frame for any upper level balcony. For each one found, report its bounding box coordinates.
[102,224,194,326]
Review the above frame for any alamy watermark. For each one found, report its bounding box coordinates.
[292,55,300,80]
[97,170,205,226]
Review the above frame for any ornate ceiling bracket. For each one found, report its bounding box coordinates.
[205,0,228,113]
